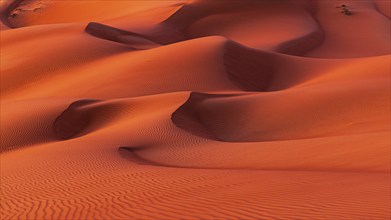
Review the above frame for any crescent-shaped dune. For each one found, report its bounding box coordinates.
[1,0,390,219]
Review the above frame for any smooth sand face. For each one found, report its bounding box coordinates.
[1,0,390,219]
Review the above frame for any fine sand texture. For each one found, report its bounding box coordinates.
[1,0,390,219]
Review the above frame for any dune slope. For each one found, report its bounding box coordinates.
[1,0,390,219]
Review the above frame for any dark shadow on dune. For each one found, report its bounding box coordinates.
[53,99,100,140]
[84,22,163,49]
[171,92,240,141]
[53,99,142,140]
[118,146,160,166]
[223,40,327,92]
[0,0,24,28]
[85,22,148,42]
[223,41,277,92]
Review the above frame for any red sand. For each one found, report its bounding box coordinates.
[1,0,390,219]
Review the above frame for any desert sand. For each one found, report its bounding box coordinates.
[1,0,390,219]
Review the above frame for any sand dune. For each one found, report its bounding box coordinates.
[1,0,390,219]
[374,0,391,17]
[305,0,390,58]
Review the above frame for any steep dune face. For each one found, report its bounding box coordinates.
[53,99,101,140]
[84,22,162,49]
[174,52,390,142]
[172,79,389,142]
[1,0,390,219]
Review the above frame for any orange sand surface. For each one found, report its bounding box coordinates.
[1,0,390,219]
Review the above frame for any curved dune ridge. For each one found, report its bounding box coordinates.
[1,0,390,219]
